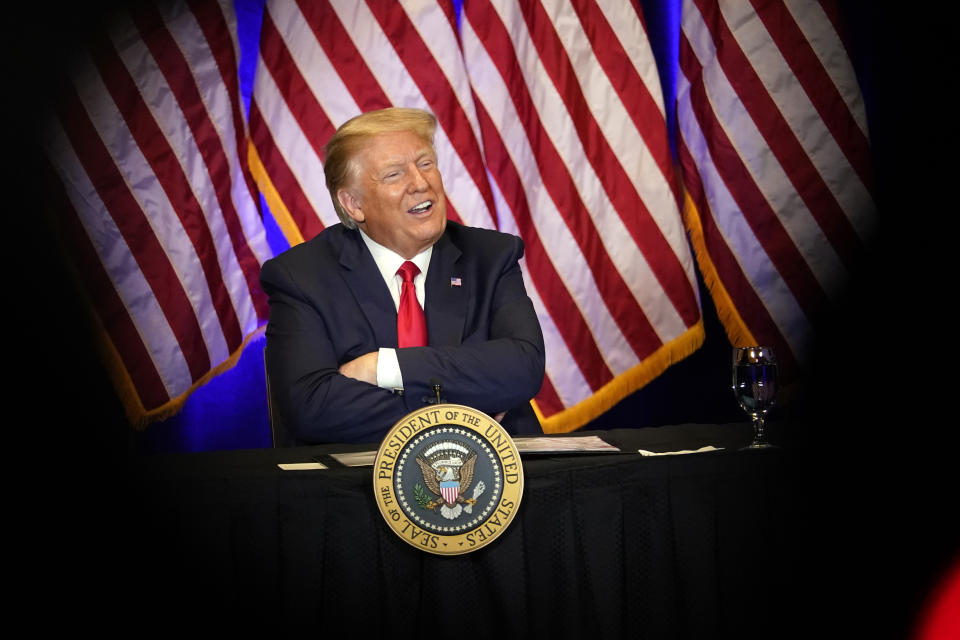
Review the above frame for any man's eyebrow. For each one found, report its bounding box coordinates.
[374,158,404,173]
[375,149,434,169]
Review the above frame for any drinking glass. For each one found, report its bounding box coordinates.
[732,346,777,449]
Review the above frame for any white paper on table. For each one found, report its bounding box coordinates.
[513,435,621,453]
[277,462,328,470]
[330,451,377,467]
[637,446,722,456]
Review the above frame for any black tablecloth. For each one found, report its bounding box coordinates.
[122,423,803,638]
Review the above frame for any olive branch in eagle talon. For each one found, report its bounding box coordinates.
[413,483,432,508]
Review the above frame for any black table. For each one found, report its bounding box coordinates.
[120,423,806,638]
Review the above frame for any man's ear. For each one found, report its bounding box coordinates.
[337,188,364,224]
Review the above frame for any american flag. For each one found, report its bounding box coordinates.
[250,0,702,433]
[43,0,271,426]
[677,0,876,379]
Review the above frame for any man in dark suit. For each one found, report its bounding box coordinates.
[260,107,545,444]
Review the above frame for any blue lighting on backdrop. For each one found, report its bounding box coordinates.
[138,0,280,454]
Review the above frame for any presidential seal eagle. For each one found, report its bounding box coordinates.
[415,440,487,520]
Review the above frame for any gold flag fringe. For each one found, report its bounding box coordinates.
[681,189,757,348]
[99,324,267,430]
[532,320,705,434]
[248,141,306,248]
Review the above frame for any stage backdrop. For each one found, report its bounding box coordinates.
[41,0,877,452]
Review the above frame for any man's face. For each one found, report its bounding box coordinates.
[338,129,447,259]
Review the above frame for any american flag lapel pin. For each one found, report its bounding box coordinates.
[450,276,462,287]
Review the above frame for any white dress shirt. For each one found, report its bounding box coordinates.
[358,229,432,391]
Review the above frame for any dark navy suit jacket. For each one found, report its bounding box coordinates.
[260,221,545,444]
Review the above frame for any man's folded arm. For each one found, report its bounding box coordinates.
[396,247,545,416]
[262,258,412,443]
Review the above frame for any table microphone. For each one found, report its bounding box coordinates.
[430,377,443,405]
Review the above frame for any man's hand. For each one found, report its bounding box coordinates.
[338,351,379,385]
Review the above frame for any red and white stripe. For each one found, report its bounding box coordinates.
[440,484,459,505]
[461,0,702,431]
[251,0,702,433]
[44,0,270,424]
[677,0,876,377]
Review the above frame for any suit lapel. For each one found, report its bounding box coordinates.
[338,229,398,347]
[425,231,466,347]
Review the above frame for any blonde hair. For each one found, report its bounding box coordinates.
[324,107,438,229]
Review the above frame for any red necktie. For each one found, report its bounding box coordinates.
[396,261,427,347]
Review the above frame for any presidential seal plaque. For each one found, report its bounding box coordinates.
[373,404,523,555]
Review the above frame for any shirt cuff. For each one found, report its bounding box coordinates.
[376,347,403,390]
